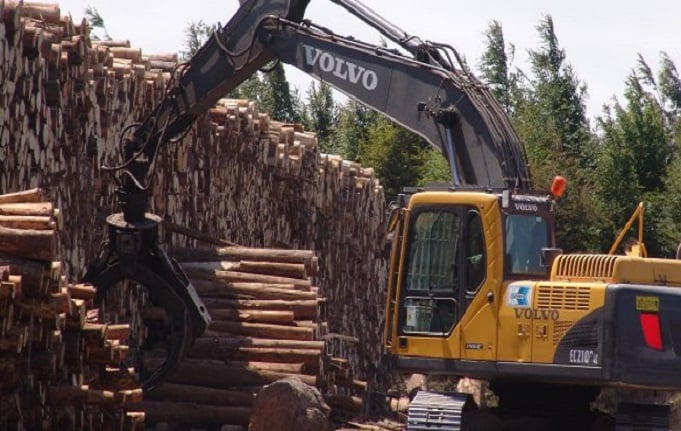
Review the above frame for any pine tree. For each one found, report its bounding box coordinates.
[525,15,594,169]
[596,54,681,256]
[181,20,217,60]
[85,6,111,41]
[261,62,301,123]
[479,16,601,253]
[360,117,430,201]
[331,101,376,161]
[303,82,337,152]
[479,20,514,111]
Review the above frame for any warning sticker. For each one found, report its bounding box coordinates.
[636,296,659,312]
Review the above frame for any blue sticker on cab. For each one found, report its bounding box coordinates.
[506,283,533,308]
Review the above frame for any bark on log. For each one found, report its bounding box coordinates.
[0,226,57,261]
[188,346,321,369]
[0,215,55,230]
[172,247,318,275]
[209,308,295,324]
[161,359,318,388]
[145,383,255,406]
[200,298,319,320]
[193,280,317,300]
[185,268,312,289]
[192,335,325,351]
[0,189,44,204]
[208,320,314,341]
[130,401,251,427]
[180,260,308,279]
[0,202,54,217]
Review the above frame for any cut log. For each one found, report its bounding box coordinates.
[192,336,325,351]
[145,383,255,406]
[49,385,142,406]
[209,309,295,324]
[156,358,318,388]
[67,283,96,301]
[200,298,319,320]
[130,401,251,427]
[185,268,312,289]
[0,226,57,261]
[171,247,317,275]
[181,260,307,279]
[207,321,314,341]
[0,215,54,230]
[0,202,54,217]
[0,189,44,204]
[189,345,322,369]
[193,280,317,300]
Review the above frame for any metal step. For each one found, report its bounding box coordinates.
[615,402,670,431]
[407,391,472,431]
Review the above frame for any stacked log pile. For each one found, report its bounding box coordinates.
[0,189,143,430]
[134,245,367,429]
[1,0,389,390]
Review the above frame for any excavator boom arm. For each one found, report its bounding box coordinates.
[260,17,530,188]
[87,0,533,390]
[122,0,530,211]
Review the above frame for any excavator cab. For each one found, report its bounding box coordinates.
[384,187,556,364]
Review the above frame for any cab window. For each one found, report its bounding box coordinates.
[402,210,459,335]
[465,210,486,294]
[400,208,486,335]
[505,214,548,275]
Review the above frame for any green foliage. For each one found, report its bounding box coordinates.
[418,149,452,186]
[479,16,601,252]
[85,6,110,41]
[332,101,376,161]
[360,117,432,201]
[260,62,301,123]
[479,20,514,111]
[181,20,217,60]
[303,82,337,152]
[526,15,594,169]
[595,54,681,256]
[177,14,681,257]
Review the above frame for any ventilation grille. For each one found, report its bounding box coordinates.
[552,254,617,281]
[553,320,575,345]
[537,284,591,311]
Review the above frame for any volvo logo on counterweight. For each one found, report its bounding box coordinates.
[514,308,560,320]
[303,45,378,91]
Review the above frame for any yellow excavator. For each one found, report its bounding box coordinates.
[385,179,681,429]
[81,0,681,429]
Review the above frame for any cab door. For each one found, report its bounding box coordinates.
[392,199,501,360]
[459,207,500,361]
[384,205,405,350]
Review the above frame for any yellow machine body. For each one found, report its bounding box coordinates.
[385,189,681,389]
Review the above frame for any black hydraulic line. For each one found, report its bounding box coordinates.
[329,0,454,71]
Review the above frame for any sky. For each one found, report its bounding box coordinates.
[54,0,681,121]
